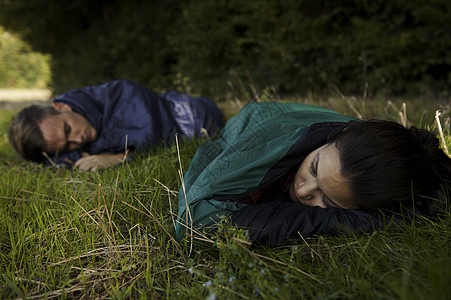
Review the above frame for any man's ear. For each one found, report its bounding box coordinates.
[52,102,72,112]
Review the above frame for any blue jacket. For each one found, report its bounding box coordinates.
[50,79,223,165]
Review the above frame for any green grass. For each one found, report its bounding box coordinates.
[0,96,450,299]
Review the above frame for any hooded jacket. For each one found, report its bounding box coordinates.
[51,79,223,165]
[176,102,398,246]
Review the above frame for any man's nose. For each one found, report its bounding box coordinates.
[68,134,83,144]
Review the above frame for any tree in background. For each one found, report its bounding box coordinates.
[0,26,51,88]
[172,0,451,97]
[0,0,449,98]
[0,0,179,93]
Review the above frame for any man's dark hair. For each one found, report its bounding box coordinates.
[328,121,451,210]
[8,105,59,162]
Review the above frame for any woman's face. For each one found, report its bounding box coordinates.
[290,143,356,209]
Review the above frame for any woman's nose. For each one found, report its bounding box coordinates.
[296,180,318,201]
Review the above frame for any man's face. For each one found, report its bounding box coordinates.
[38,111,97,154]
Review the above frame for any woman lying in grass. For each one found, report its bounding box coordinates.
[176,102,451,246]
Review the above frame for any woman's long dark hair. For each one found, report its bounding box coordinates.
[328,121,451,211]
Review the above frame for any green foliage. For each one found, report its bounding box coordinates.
[0,142,200,299]
[0,0,450,97]
[0,0,180,93]
[176,213,451,300]
[0,26,51,88]
[172,0,451,97]
[0,108,20,163]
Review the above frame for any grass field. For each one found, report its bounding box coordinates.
[0,95,450,299]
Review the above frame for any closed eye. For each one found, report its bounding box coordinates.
[322,193,341,208]
[62,122,71,152]
[321,194,330,207]
[309,154,319,176]
[64,122,71,136]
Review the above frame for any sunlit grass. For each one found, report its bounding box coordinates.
[0,96,450,299]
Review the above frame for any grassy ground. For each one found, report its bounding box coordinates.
[0,95,450,299]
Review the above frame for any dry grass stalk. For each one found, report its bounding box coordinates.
[231,237,322,283]
[71,190,122,268]
[97,183,117,247]
[0,182,60,201]
[128,223,142,257]
[71,195,102,229]
[250,83,261,102]
[49,244,150,267]
[332,84,363,119]
[200,128,210,139]
[172,212,214,244]
[123,196,185,257]
[386,101,409,127]
[363,81,368,100]
[122,134,129,163]
[41,151,57,167]
[399,102,407,127]
[175,133,194,255]
[435,110,449,155]
[153,178,178,230]
[297,231,323,263]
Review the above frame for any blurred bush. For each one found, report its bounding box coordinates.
[0,26,51,88]
[173,0,451,98]
[0,0,449,98]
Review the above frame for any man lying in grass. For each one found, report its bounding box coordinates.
[177,102,451,246]
[8,79,223,171]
